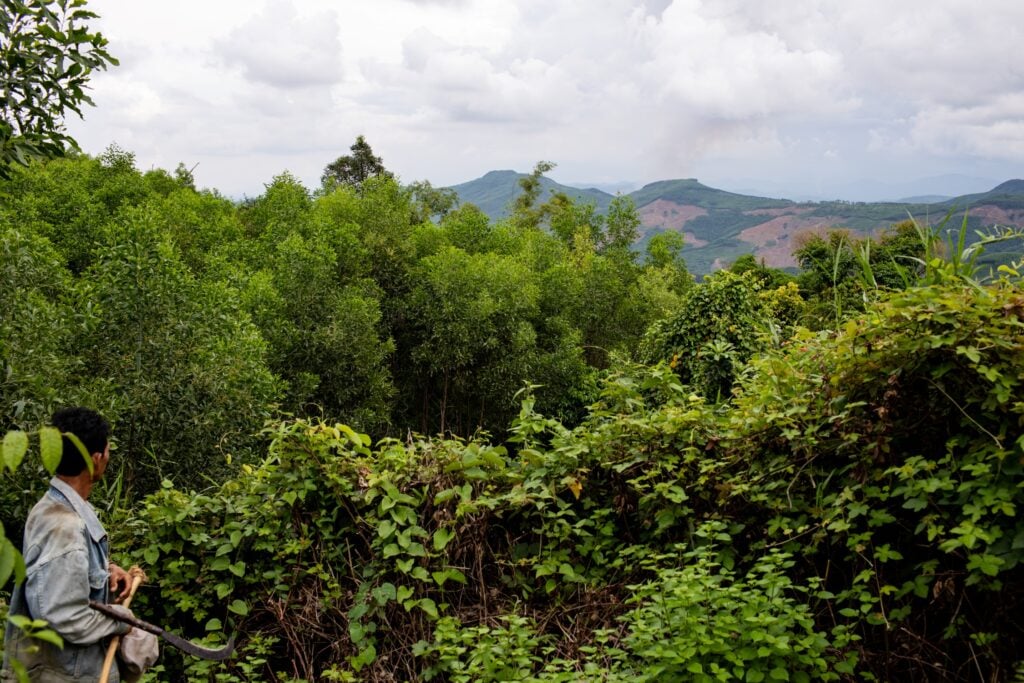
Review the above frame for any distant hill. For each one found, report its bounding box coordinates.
[942,179,1024,209]
[897,195,951,204]
[449,170,613,218]
[447,173,1024,275]
[628,179,791,212]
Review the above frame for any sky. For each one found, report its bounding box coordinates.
[66,0,1024,201]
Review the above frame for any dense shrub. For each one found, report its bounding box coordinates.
[641,270,769,399]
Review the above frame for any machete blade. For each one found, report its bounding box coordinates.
[161,630,236,661]
[89,600,236,661]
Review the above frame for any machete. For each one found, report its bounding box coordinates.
[89,601,236,661]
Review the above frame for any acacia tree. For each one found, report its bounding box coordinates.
[0,0,117,175]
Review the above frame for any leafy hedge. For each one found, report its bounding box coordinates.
[113,277,1023,681]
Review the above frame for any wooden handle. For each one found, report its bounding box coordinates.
[98,565,147,683]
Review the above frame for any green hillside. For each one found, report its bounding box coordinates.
[448,172,1024,275]
[941,179,1024,210]
[449,170,613,218]
[628,178,792,211]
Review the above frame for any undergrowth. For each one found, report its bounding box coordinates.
[109,275,1023,682]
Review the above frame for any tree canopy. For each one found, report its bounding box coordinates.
[321,135,393,191]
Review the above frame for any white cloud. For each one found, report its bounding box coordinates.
[909,94,1024,159]
[639,1,849,120]
[214,1,343,89]
[63,0,1024,197]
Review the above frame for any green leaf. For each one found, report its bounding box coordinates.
[432,527,453,551]
[3,431,29,472]
[417,598,438,619]
[62,432,92,475]
[432,569,467,586]
[38,426,63,474]
[7,616,33,631]
[228,561,246,577]
[205,618,222,631]
[8,658,26,682]
[143,547,159,565]
[228,600,249,616]
[433,488,458,505]
[351,643,377,672]
[967,553,1004,577]
[462,467,488,480]
[30,629,64,649]
[0,538,16,587]
[372,582,396,605]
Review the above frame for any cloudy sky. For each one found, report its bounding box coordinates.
[67,0,1024,200]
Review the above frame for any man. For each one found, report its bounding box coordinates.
[2,407,151,682]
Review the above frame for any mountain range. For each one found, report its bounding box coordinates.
[449,171,1024,275]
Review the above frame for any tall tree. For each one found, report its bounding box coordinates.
[0,0,118,175]
[510,160,555,229]
[600,194,641,256]
[407,179,459,223]
[321,135,392,191]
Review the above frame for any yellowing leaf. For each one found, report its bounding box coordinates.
[38,426,62,475]
[2,431,29,472]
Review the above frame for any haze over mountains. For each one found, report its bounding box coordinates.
[449,171,1024,275]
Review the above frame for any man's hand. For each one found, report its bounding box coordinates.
[109,562,131,602]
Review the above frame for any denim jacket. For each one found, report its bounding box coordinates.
[2,478,129,682]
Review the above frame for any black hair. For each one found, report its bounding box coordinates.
[50,407,110,476]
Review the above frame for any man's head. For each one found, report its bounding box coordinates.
[51,407,111,477]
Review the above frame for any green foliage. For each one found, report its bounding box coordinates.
[641,230,693,310]
[439,204,492,254]
[7,148,1022,682]
[726,278,1024,680]
[407,180,459,224]
[603,195,642,257]
[416,615,551,682]
[406,247,540,433]
[613,536,838,683]
[794,221,927,328]
[644,230,685,270]
[730,253,794,290]
[110,372,849,681]
[510,160,556,230]
[641,270,768,399]
[42,269,1011,682]
[0,0,118,174]
[0,226,76,427]
[321,135,392,192]
[72,207,279,492]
